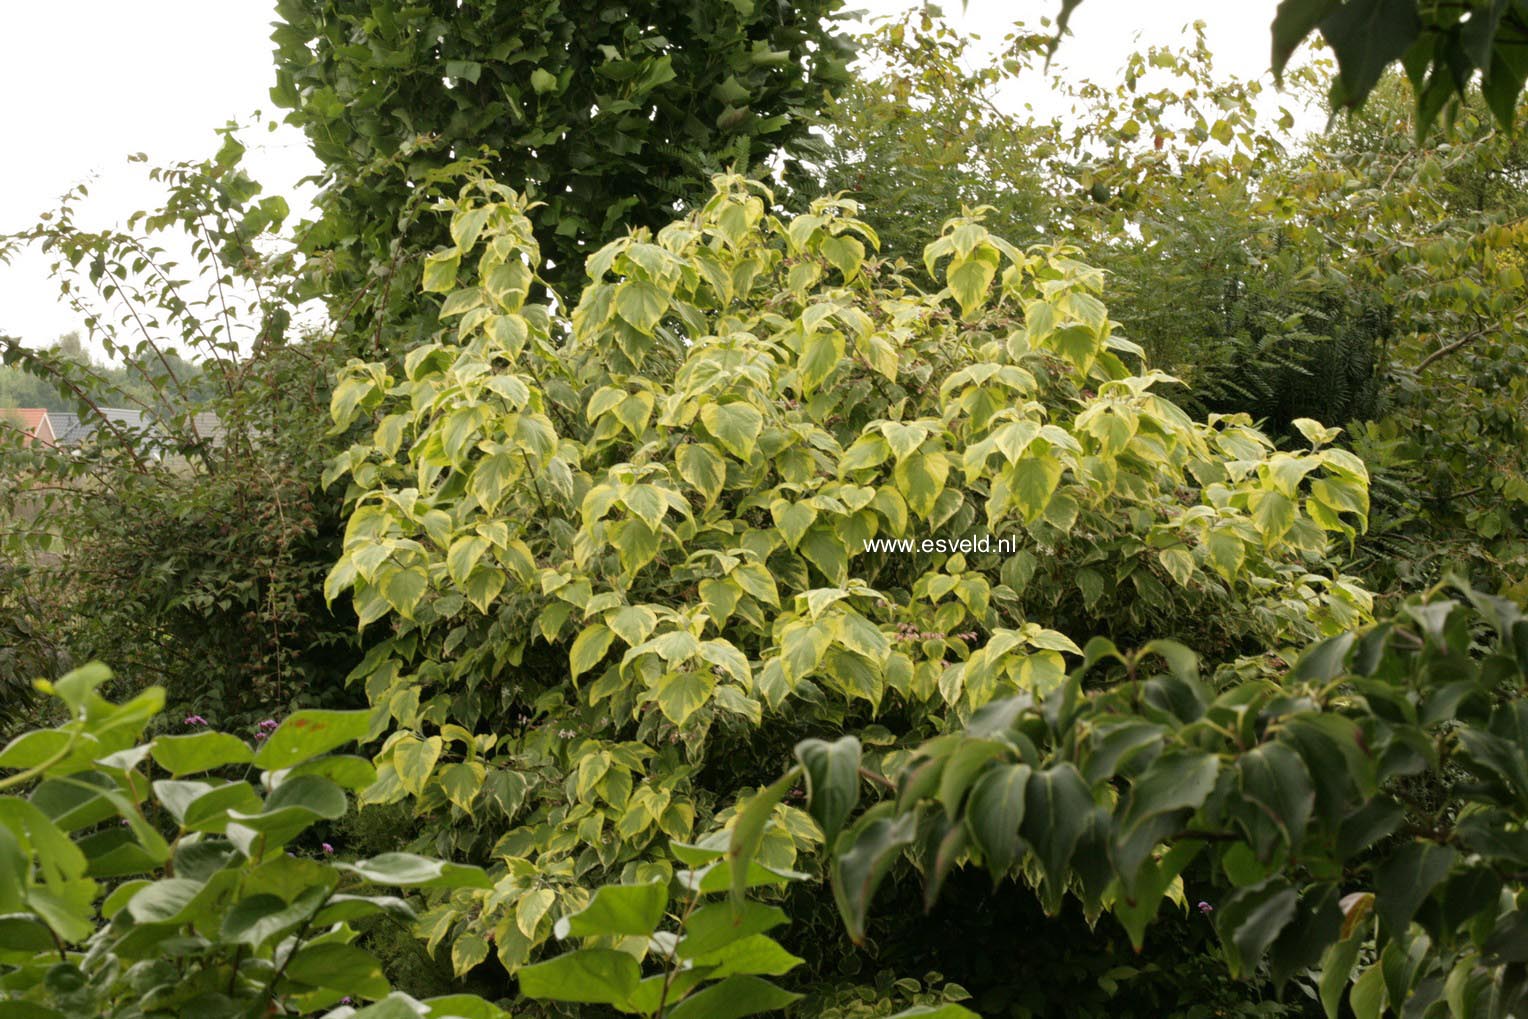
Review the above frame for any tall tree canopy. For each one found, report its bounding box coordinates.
[271,0,854,346]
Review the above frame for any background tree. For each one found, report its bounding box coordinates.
[1054,0,1528,135]
[269,0,855,350]
[0,138,365,731]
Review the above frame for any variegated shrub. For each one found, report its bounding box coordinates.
[322,174,1372,974]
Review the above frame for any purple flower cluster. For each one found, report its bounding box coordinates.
[1197,901,1214,915]
[183,714,208,727]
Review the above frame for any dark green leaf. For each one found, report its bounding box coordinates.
[832,807,919,943]
[1021,764,1093,911]
[1374,843,1457,939]
[963,763,1030,876]
[795,736,861,847]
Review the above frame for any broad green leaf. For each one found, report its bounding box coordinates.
[447,536,491,587]
[453,931,492,976]
[438,761,486,813]
[518,948,641,1007]
[608,605,659,647]
[771,500,817,550]
[422,996,509,1019]
[678,901,789,958]
[1114,751,1219,886]
[252,709,371,770]
[728,769,800,907]
[337,852,492,889]
[554,880,667,939]
[150,731,253,777]
[964,763,1030,876]
[667,975,802,1019]
[422,248,461,293]
[383,567,429,618]
[794,736,861,847]
[1021,763,1093,912]
[1319,930,1365,1019]
[570,624,616,681]
[126,877,204,924]
[285,941,390,997]
[0,731,94,772]
[677,443,726,506]
[1373,843,1456,938]
[798,328,845,393]
[832,807,918,943]
[615,279,668,334]
[1238,741,1314,855]
[530,67,558,93]
[948,255,996,318]
[1251,490,1296,544]
[1349,963,1388,1019]
[222,885,330,948]
[226,774,348,847]
[1320,0,1421,106]
[393,736,443,796]
[689,933,804,977]
[1272,0,1341,77]
[1216,880,1299,979]
[701,402,764,460]
[313,893,417,927]
[880,421,928,463]
[652,670,715,725]
[820,234,865,281]
[517,887,556,939]
[1010,455,1062,522]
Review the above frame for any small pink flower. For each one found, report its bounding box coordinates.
[322,842,335,855]
[254,731,267,742]
[258,719,279,731]
[1198,901,1214,915]
[183,714,207,726]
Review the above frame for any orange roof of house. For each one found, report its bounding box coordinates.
[2,408,49,431]
[0,408,56,446]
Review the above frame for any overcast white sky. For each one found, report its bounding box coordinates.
[0,0,1294,352]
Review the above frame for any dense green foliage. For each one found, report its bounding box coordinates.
[819,12,1527,600]
[270,0,854,341]
[0,332,214,413]
[2,6,1527,1019]
[0,141,362,732]
[317,174,1372,993]
[0,663,502,1017]
[781,584,1528,1017]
